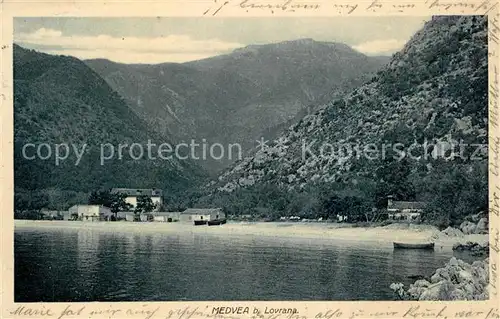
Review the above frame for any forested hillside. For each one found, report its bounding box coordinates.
[14,45,205,212]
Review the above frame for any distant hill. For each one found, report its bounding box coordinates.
[14,44,205,209]
[86,39,389,172]
[209,16,488,227]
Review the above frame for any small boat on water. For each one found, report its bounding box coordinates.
[194,220,208,226]
[207,219,227,226]
[393,242,435,250]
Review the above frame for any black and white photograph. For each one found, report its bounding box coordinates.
[11,14,491,304]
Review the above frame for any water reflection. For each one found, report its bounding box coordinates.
[391,249,437,284]
[15,229,473,302]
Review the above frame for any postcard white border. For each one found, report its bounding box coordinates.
[1,1,499,318]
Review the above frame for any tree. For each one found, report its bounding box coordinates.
[320,194,342,219]
[88,189,131,220]
[341,196,367,222]
[417,162,487,228]
[14,189,49,219]
[134,195,155,214]
[109,193,131,220]
[373,157,416,209]
[88,190,113,207]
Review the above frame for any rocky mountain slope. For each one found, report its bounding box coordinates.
[14,45,204,208]
[85,40,388,171]
[211,16,488,225]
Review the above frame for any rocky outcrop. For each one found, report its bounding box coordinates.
[459,213,488,235]
[438,214,488,238]
[475,217,488,234]
[460,221,476,234]
[441,226,464,237]
[390,257,489,300]
[453,241,489,256]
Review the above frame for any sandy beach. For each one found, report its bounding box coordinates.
[14,220,488,250]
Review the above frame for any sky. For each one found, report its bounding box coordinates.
[14,17,430,64]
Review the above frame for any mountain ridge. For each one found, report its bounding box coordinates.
[85,39,389,172]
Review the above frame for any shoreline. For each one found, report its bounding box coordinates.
[14,220,488,249]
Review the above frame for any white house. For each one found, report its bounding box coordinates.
[111,188,163,211]
[387,196,426,221]
[68,205,111,222]
[179,208,225,223]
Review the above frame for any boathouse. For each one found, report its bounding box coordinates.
[152,212,181,222]
[179,208,225,223]
[115,211,134,221]
[68,205,111,222]
[387,196,426,221]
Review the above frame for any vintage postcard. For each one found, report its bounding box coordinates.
[1,0,499,318]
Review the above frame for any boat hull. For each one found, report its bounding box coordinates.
[393,242,435,250]
[194,220,208,226]
[207,219,227,226]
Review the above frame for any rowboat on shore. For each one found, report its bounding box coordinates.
[194,220,208,226]
[393,242,435,250]
[207,219,227,226]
